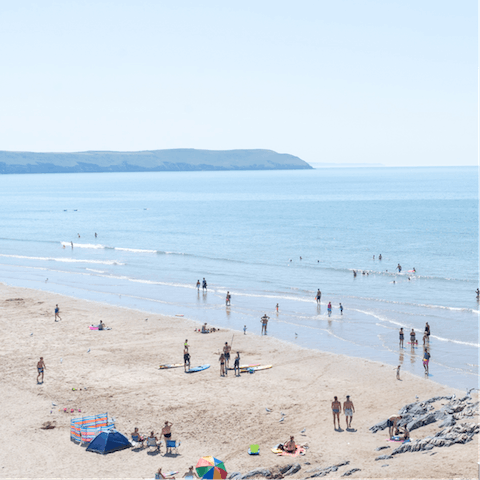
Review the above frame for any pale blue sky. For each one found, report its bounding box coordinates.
[0,1,476,166]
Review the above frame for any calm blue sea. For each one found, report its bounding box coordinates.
[0,167,478,390]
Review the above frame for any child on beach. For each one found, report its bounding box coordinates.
[395,365,401,380]
[54,304,62,322]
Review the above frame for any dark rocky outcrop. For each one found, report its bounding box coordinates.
[341,469,361,477]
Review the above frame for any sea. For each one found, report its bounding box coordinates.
[0,166,478,391]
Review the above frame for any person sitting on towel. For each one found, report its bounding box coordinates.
[98,320,105,330]
[156,467,175,479]
[284,436,296,453]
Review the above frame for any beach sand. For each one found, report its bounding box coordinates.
[0,284,477,479]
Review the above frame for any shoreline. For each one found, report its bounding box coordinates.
[1,283,478,479]
[1,281,461,393]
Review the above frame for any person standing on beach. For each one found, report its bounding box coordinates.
[343,396,355,428]
[183,346,190,372]
[276,303,279,312]
[395,365,401,380]
[226,291,231,306]
[424,322,430,340]
[219,353,226,376]
[223,342,231,371]
[261,314,269,335]
[327,302,332,313]
[196,280,200,291]
[410,329,416,345]
[315,289,321,304]
[243,325,247,335]
[423,349,430,374]
[233,351,240,376]
[202,278,207,291]
[37,357,46,383]
[332,396,341,430]
[399,328,404,348]
[54,304,62,322]
[162,421,173,442]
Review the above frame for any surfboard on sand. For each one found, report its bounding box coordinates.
[227,364,260,370]
[159,363,184,369]
[185,364,210,373]
[240,365,273,372]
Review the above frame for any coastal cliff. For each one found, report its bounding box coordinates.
[0,149,312,174]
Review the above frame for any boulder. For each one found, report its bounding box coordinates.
[375,446,390,451]
[239,469,272,479]
[341,469,361,477]
[283,464,301,476]
[375,455,392,461]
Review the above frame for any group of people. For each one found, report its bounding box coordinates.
[386,415,410,442]
[331,396,355,430]
[195,279,208,291]
[218,342,241,376]
[155,466,198,480]
[398,323,431,374]
[131,422,175,452]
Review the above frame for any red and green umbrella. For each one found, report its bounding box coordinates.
[196,456,227,479]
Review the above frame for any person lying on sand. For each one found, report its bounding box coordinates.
[156,468,175,479]
[284,436,296,453]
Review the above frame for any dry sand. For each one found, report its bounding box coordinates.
[0,284,478,479]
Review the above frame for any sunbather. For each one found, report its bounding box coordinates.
[156,468,175,479]
[284,436,296,453]
[131,427,145,443]
[183,466,198,478]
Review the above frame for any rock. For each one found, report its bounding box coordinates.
[341,469,361,477]
[439,416,456,428]
[375,446,390,451]
[381,465,389,467]
[406,412,437,431]
[239,469,272,479]
[369,419,388,433]
[279,466,294,474]
[306,461,349,478]
[228,474,242,479]
[375,455,392,461]
[282,464,302,476]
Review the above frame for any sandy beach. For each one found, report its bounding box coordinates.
[0,284,478,479]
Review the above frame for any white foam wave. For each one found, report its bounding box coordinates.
[86,268,105,273]
[115,247,157,254]
[61,242,106,249]
[0,254,124,266]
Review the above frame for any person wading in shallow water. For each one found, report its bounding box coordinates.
[261,314,269,335]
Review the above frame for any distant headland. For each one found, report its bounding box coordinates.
[0,149,312,174]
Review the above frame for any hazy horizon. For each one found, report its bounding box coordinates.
[0,1,476,167]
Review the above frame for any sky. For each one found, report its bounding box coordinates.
[0,0,477,166]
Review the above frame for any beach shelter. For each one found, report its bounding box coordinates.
[86,428,131,454]
[196,457,227,479]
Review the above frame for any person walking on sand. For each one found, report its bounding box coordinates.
[315,289,321,304]
[332,396,341,430]
[343,395,355,428]
[399,328,404,348]
[261,314,269,335]
[219,353,226,377]
[223,342,231,371]
[233,351,241,376]
[37,357,46,383]
[54,304,62,322]
[196,280,200,291]
[395,365,401,380]
[183,346,190,372]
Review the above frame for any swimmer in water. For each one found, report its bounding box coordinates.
[300,256,302,260]
[353,270,357,277]
[397,264,402,273]
[379,254,382,260]
[373,255,375,260]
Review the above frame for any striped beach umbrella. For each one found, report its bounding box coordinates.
[196,456,227,479]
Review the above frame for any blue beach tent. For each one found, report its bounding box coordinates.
[86,428,131,454]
